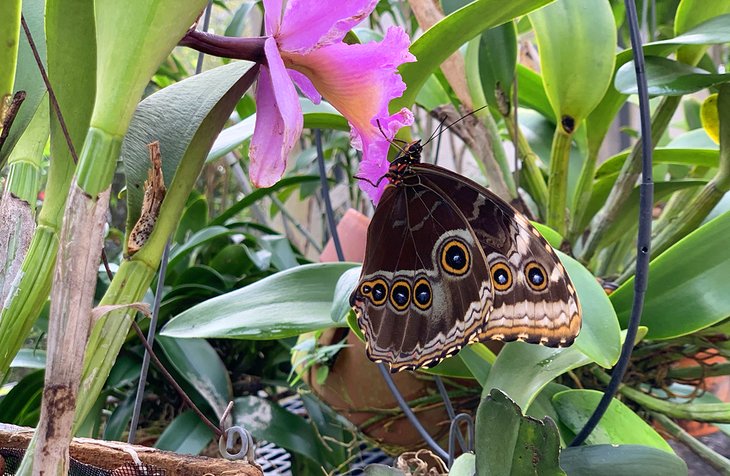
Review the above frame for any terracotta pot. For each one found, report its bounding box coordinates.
[674,351,730,437]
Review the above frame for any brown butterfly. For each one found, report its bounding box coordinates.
[350,140,581,372]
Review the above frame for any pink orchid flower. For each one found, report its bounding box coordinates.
[250,0,415,203]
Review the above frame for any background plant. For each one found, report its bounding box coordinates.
[2,0,730,474]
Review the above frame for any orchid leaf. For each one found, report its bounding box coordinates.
[0,0,45,168]
[595,148,719,178]
[154,410,214,455]
[395,0,553,110]
[161,263,357,340]
[475,389,564,476]
[611,211,730,339]
[559,445,688,475]
[552,389,673,452]
[157,336,232,417]
[516,64,555,123]
[477,21,517,112]
[616,56,730,96]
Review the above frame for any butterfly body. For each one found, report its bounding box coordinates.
[350,142,581,372]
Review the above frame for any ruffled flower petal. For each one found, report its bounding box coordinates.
[277,0,378,54]
[355,108,414,203]
[288,69,321,104]
[262,0,282,35]
[249,38,303,187]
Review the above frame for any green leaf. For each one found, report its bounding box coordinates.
[477,22,517,112]
[91,0,209,134]
[364,465,406,476]
[529,0,616,125]
[157,336,232,417]
[450,453,476,475]
[166,226,235,271]
[331,266,361,323]
[458,344,494,385]
[174,193,208,243]
[615,56,730,96]
[394,0,553,111]
[552,389,672,452]
[161,263,357,340]
[10,349,45,369]
[475,389,564,476]
[611,211,730,339]
[154,410,214,455]
[234,395,322,463]
[516,65,555,123]
[559,445,688,476]
[0,0,46,168]
[0,369,43,425]
[595,148,719,178]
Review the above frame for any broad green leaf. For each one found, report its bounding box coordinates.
[416,73,451,110]
[595,148,719,178]
[331,266,361,322]
[516,64,555,123]
[674,2,730,65]
[552,389,673,452]
[161,263,357,339]
[477,22,517,112]
[364,465,405,476]
[394,0,553,111]
[174,193,208,243]
[10,349,45,369]
[91,0,209,134]
[166,226,235,271]
[0,369,43,425]
[0,0,45,168]
[123,61,256,231]
[234,395,322,463]
[611,211,730,339]
[450,453,476,475]
[475,389,564,476]
[615,56,730,96]
[157,336,232,417]
[529,0,616,126]
[154,410,214,455]
[559,445,688,475]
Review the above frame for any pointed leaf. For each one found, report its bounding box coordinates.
[616,56,730,96]
[154,410,214,455]
[161,263,357,339]
[559,445,688,476]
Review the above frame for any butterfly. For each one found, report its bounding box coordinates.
[349,139,582,372]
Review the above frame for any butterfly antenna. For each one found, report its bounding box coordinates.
[377,119,408,154]
[422,104,490,148]
[353,173,388,188]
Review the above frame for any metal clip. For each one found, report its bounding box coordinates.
[218,425,255,461]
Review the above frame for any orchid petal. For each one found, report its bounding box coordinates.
[263,0,283,35]
[277,0,377,53]
[288,69,321,104]
[249,38,303,187]
[284,27,414,141]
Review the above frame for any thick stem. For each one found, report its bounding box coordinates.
[546,126,573,236]
[568,142,601,242]
[73,259,157,427]
[580,95,682,261]
[32,185,110,475]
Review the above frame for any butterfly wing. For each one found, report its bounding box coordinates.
[417,164,582,347]
[350,183,493,372]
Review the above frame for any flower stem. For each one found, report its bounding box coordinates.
[652,412,730,474]
[546,126,573,236]
[180,29,267,63]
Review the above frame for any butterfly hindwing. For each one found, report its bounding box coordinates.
[350,183,493,372]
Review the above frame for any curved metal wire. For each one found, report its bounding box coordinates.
[570,0,653,446]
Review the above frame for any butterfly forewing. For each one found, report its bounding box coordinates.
[350,182,493,372]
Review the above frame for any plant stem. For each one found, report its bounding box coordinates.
[652,412,730,475]
[580,95,682,262]
[546,126,573,235]
[569,141,601,242]
[504,110,548,216]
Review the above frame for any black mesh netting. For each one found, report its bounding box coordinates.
[1,448,166,476]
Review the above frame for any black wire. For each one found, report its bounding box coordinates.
[570,0,653,446]
[315,129,344,261]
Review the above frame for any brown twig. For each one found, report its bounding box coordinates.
[0,91,26,152]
